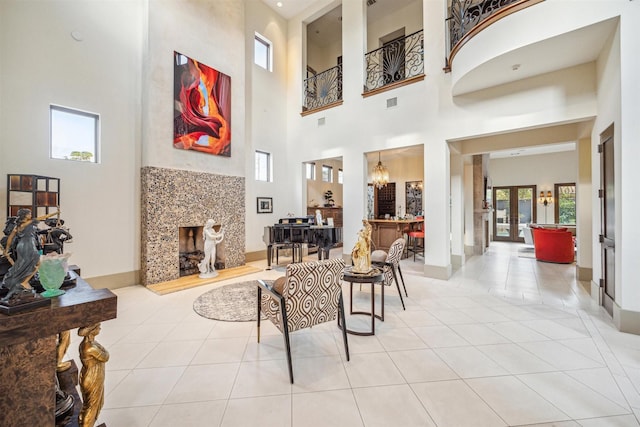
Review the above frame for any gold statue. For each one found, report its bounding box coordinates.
[351,220,372,273]
[56,330,72,372]
[78,323,109,427]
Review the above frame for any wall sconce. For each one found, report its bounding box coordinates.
[538,190,553,206]
[538,190,553,223]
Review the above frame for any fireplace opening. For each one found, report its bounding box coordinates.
[178,225,226,277]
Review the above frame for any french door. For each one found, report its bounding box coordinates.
[493,186,536,242]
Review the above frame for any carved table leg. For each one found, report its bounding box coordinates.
[78,323,109,427]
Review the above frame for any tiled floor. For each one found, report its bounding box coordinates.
[68,242,640,426]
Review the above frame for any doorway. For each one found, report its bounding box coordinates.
[599,124,615,315]
[493,186,536,242]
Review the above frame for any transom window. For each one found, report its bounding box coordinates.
[255,150,272,182]
[322,165,333,183]
[254,33,272,71]
[50,105,99,163]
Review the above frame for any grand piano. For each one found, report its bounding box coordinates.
[263,216,342,269]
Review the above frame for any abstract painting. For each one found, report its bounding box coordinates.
[174,51,231,156]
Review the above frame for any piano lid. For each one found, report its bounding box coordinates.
[278,216,314,225]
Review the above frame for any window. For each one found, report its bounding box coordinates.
[555,183,576,224]
[305,162,316,180]
[322,165,333,183]
[254,33,272,71]
[255,150,271,182]
[338,168,343,184]
[50,105,99,163]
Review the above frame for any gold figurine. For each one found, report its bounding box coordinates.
[78,323,109,427]
[56,330,72,372]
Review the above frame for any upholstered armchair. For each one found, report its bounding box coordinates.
[257,258,349,383]
[371,237,407,311]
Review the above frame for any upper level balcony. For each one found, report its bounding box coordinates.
[302,64,343,115]
[363,29,424,96]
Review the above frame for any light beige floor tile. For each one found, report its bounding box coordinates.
[191,337,248,364]
[164,321,216,341]
[428,308,477,325]
[376,327,429,351]
[230,359,292,398]
[412,325,469,347]
[244,333,287,360]
[137,340,203,368]
[449,324,511,345]
[118,322,173,343]
[388,348,458,383]
[149,401,227,427]
[207,320,255,338]
[291,355,351,393]
[466,375,571,425]
[566,367,630,409]
[411,380,507,427]
[477,343,556,374]
[292,389,363,427]
[290,332,340,358]
[485,321,550,342]
[434,346,508,378]
[164,363,239,403]
[106,341,158,370]
[332,331,385,354]
[521,319,590,340]
[222,394,291,427]
[394,309,443,327]
[518,341,605,370]
[577,414,640,426]
[343,352,406,387]
[518,372,631,419]
[105,366,186,408]
[353,384,436,426]
[98,405,160,427]
[458,307,512,323]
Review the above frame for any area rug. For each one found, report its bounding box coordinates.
[193,280,271,322]
[147,265,262,295]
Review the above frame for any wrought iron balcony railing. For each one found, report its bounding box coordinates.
[445,0,543,71]
[303,64,343,112]
[364,30,424,93]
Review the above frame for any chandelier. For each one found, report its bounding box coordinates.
[372,152,389,189]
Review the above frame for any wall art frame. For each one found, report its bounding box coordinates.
[257,197,273,214]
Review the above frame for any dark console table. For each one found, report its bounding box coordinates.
[0,274,117,426]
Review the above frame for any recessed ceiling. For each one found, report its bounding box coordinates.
[260,0,319,20]
[489,142,575,159]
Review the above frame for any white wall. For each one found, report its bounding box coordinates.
[489,150,578,225]
[0,0,143,279]
[366,0,423,51]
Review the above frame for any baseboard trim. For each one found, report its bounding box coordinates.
[245,250,266,262]
[614,304,640,335]
[451,254,465,268]
[85,270,140,290]
[464,245,474,257]
[576,265,592,282]
[423,263,452,280]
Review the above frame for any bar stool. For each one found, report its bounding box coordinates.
[408,230,424,261]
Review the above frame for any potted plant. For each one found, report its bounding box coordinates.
[323,190,335,207]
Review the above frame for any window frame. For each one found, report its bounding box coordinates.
[255,150,272,182]
[338,168,343,184]
[322,165,333,183]
[305,162,316,180]
[254,32,272,71]
[554,182,576,225]
[50,104,100,163]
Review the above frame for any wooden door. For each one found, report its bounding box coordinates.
[599,124,615,315]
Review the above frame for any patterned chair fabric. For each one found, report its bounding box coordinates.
[372,238,407,310]
[257,257,349,383]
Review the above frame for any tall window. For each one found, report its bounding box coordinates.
[338,168,343,184]
[322,165,333,183]
[254,32,272,71]
[50,105,99,163]
[555,183,576,224]
[305,162,316,180]
[255,150,271,182]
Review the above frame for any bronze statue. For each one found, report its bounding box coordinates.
[78,323,109,427]
[1,209,42,301]
[56,330,72,372]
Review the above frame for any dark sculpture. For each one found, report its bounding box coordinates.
[41,218,73,255]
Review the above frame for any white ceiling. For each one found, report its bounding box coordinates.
[260,0,319,20]
[489,142,575,159]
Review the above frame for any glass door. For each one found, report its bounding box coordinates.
[493,186,536,242]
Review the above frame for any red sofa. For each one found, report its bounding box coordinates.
[532,227,575,263]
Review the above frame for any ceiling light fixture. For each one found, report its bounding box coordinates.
[372,152,389,190]
[512,64,521,71]
[276,1,283,7]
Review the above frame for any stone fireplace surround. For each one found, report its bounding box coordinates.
[141,166,245,286]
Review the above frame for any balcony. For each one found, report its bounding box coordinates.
[363,29,424,96]
[302,64,343,115]
[445,0,543,72]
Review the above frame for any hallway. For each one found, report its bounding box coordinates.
[79,242,640,426]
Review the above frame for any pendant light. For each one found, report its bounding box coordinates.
[372,152,389,189]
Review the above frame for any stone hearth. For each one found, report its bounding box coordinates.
[141,166,245,286]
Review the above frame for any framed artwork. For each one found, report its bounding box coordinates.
[257,197,273,214]
[173,51,232,157]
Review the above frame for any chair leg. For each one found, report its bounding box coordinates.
[280,298,294,384]
[397,264,408,297]
[257,288,262,343]
[338,294,349,361]
[391,267,405,310]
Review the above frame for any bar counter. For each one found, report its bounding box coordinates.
[368,219,422,253]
